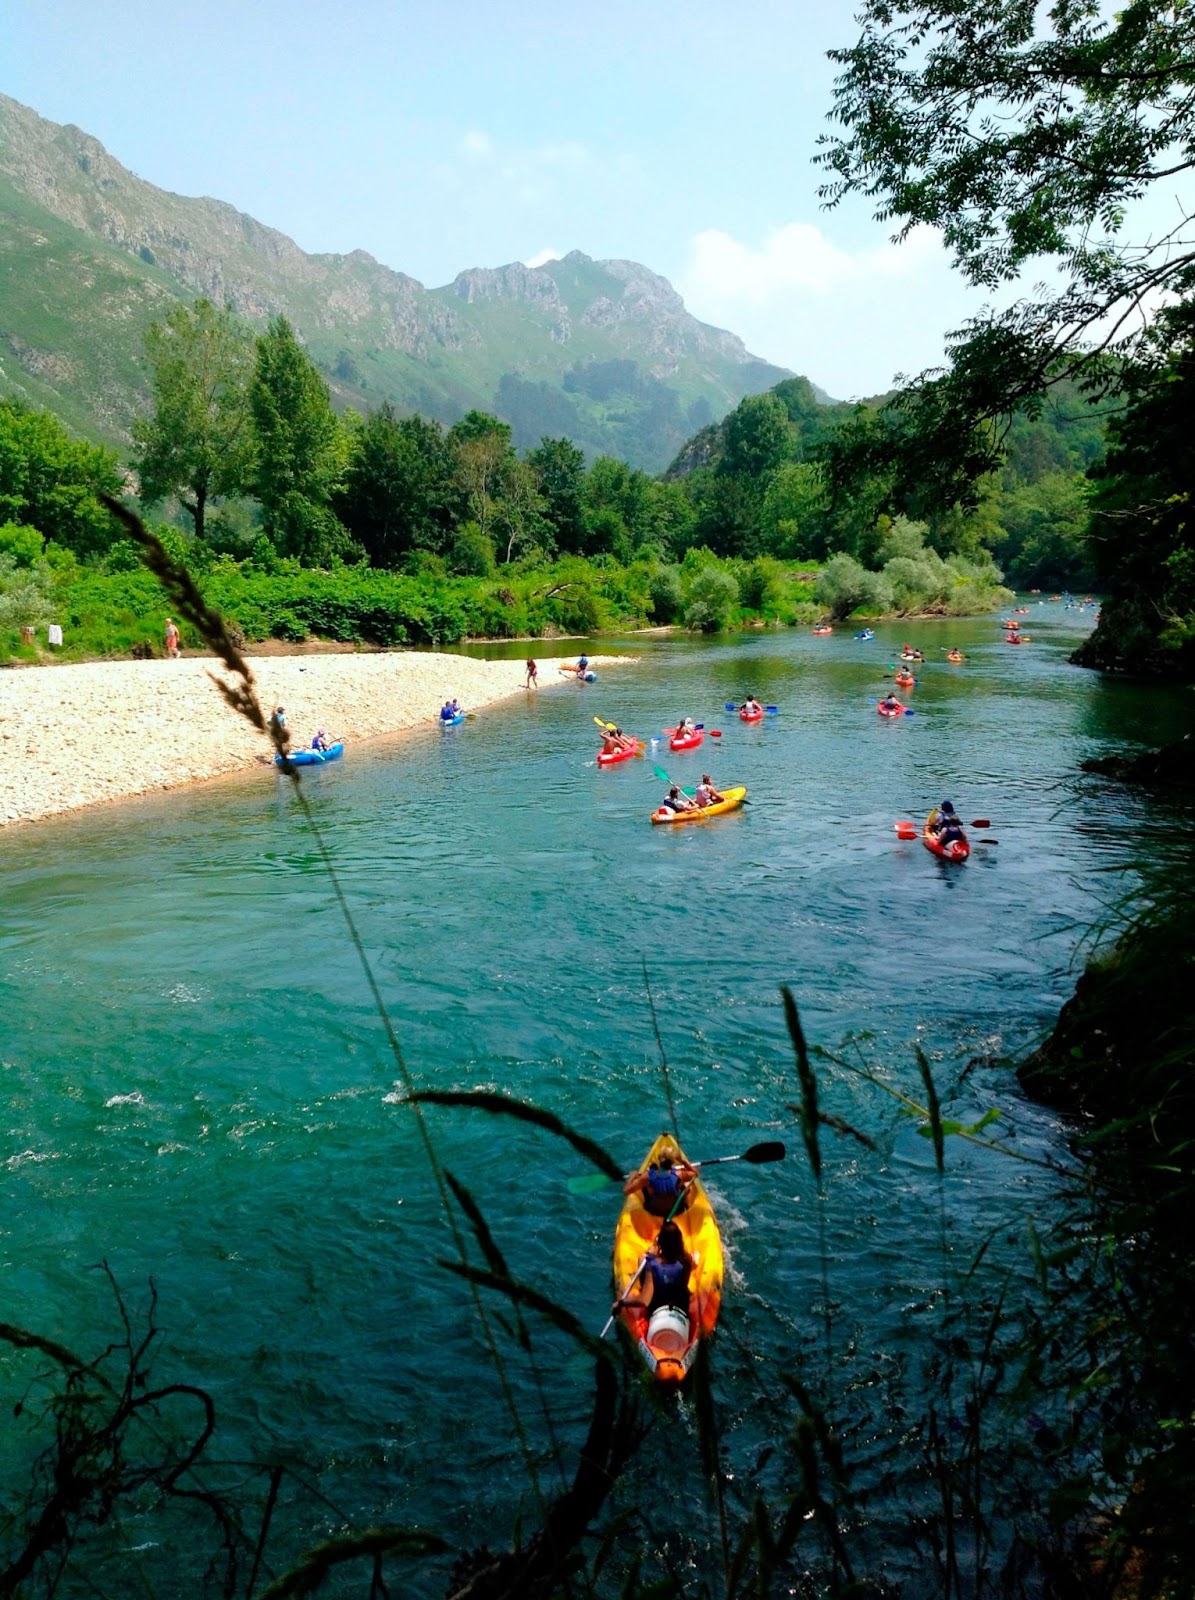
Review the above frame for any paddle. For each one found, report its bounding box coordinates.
[601,1255,649,1339]
[569,1138,786,1195]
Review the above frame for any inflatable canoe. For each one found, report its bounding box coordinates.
[877,701,905,718]
[922,809,970,862]
[559,665,596,682]
[812,626,833,636]
[613,1133,723,1388]
[596,741,640,766]
[651,786,746,825]
[738,707,764,723]
[893,674,915,689]
[275,742,344,768]
[439,710,465,727]
[668,729,704,752]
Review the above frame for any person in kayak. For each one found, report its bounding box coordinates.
[576,653,590,677]
[440,700,456,721]
[880,693,902,712]
[739,695,762,716]
[618,1221,694,1316]
[660,785,699,814]
[694,773,724,807]
[601,725,633,754]
[673,715,696,738]
[623,1153,697,1217]
[929,801,965,843]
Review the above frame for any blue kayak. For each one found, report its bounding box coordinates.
[855,629,875,641]
[275,742,344,768]
[439,710,465,727]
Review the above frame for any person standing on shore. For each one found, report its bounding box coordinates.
[269,705,288,747]
[164,618,180,658]
[525,658,538,689]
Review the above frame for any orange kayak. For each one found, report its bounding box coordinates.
[613,1133,724,1388]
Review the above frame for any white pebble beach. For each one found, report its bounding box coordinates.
[0,650,633,829]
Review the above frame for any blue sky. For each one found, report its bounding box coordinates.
[0,0,1081,396]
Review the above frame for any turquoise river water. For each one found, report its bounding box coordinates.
[2,603,1191,1594]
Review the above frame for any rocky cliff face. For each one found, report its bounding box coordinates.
[0,92,799,470]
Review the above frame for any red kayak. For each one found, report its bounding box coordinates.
[738,708,764,723]
[596,741,640,766]
[877,700,905,718]
[669,729,704,752]
[922,811,970,862]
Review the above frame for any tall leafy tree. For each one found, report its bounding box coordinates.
[449,413,514,539]
[337,405,460,567]
[251,316,350,563]
[0,399,123,560]
[526,437,586,553]
[818,0,1195,497]
[133,299,256,542]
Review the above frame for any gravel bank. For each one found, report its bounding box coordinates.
[0,650,633,829]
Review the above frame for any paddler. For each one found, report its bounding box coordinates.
[739,695,762,716]
[623,1152,697,1216]
[660,784,698,814]
[616,1220,693,1317]
[694,773,724,808]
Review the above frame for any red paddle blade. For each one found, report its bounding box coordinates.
[894,822,918,839]
[970,818,991,829]
[710,729,722,737]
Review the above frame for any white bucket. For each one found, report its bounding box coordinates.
[647,1305,690,1355]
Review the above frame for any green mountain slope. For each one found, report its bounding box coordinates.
[0,93,794,470]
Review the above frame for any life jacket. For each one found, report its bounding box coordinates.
[647,1256,690,1307]
[645,1165,681,1210]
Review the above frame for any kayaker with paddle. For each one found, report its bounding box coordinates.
[694,773,724,808]
[880,692,902,713]
[623,1150,696,1214]
[312,728,334,752]
[929,801,966,846]
[616,1220,693,1317]
[659,785,699,815]
[739,695,762,717]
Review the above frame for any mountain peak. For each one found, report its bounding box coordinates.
[0,92,800,471]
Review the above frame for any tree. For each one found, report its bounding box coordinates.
[450,413,513,539]
[133,300,256,542]
[0,399,123,560]
[337,406,460,567]
[718,393,792,481]
[251,316,351,563]
[526,437,586,552]
[818,0,1195,502]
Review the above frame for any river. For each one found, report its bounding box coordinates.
[2,602,1189,1594]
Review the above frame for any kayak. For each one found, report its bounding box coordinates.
[669,729,704,752]
[613,1133,723,1388]
[274,742,344,768]
[900,653,924,663]
[812,626,832,636]
[877,701,905,718]
[738,707,764,723]
[596,741,640,766]
[855,629,875,641]
[923,809,970,862]
[946,652,964,663]
[651,785,747,825]
[893,673,915,688]
[1004,634,1031,644]
[439,710,465,727]
[559,665,597,682]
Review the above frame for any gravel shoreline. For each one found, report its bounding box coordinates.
[1,650,633,830]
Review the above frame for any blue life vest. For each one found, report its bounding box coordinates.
[647,1256,689,1309]
[645,1165,680,1211]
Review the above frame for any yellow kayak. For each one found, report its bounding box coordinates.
[613,1133,724,1387]
[650,785,747,825]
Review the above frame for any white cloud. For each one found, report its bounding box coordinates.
[676,220,969,396]
[524,248,562,269]
[460,130,493,159]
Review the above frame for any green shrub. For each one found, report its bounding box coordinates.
[684,566,739,631]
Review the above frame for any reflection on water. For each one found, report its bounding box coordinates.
[1,603,1189,1592]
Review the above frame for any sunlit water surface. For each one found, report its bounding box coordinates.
[3,605,1191,1592]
